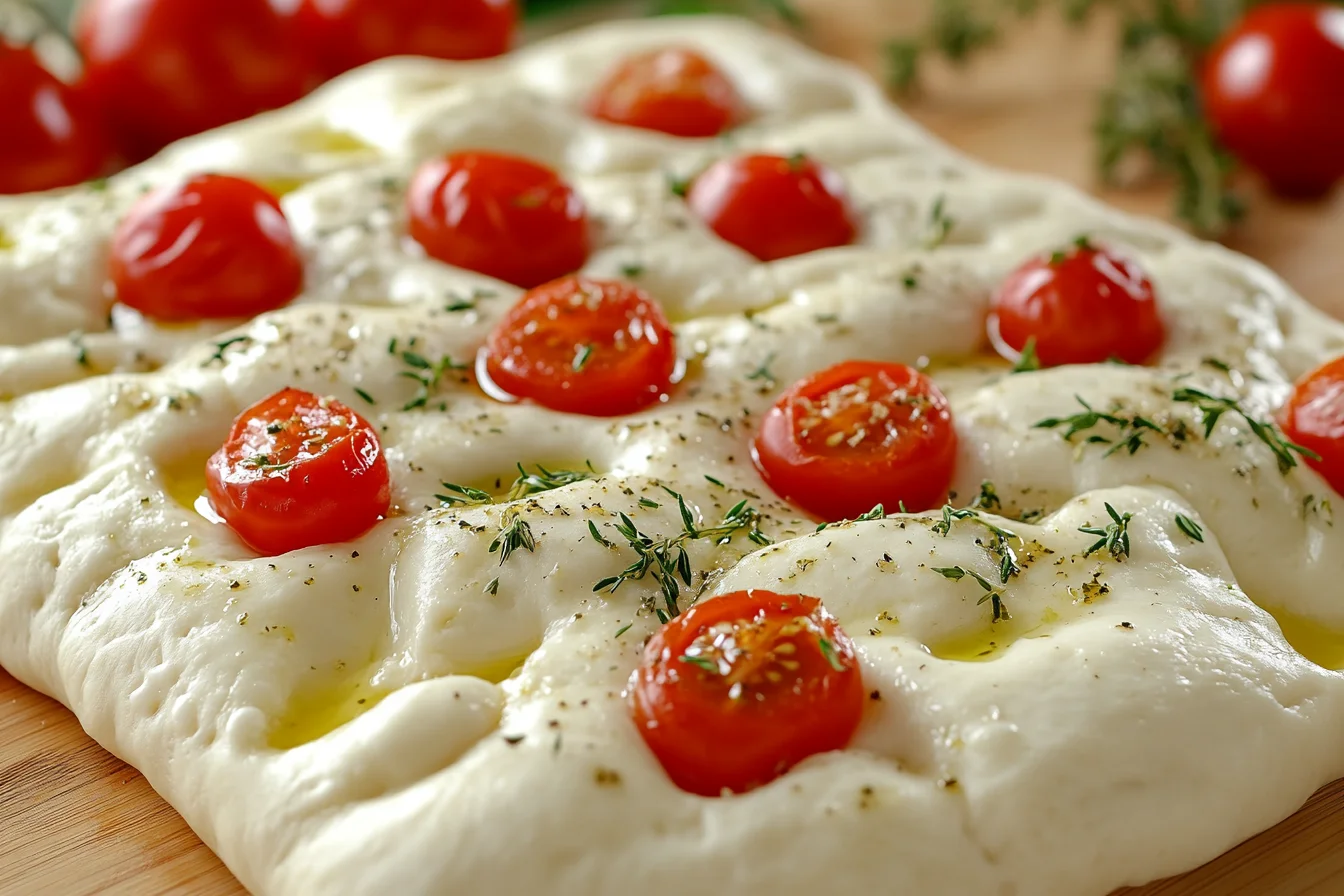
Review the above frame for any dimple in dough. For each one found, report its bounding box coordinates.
[2,16,1344,896]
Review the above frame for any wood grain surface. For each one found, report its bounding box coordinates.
[3,4,1344,895]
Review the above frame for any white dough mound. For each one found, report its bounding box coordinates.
[3,16,1344,896]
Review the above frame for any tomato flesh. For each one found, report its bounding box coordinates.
[1202,4,1344,196]
[753,361,957,521]
[407,151,589,289]
[300,0,516,77]
[0,44,110,194]
[206,388,390,555]
[75,0,316,159]
[630,590,864,796]
[1281,356,1344,495]
[686,153,857,261]
[587,47,744,138]
[109,174,304,321]
[482,276,678,417]
[990,241,1166,367]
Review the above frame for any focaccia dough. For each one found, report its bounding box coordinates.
[2,16,1344,896]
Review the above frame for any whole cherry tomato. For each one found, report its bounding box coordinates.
[753,360,957,521]
[207,388,391,555]
[0,42,110,194]
[1279,355,1343,494]
[630,589,865,796]
[587,47,745,138]
[1202,3,1344,196]
[75,0,316,159]
[299,0,517,77]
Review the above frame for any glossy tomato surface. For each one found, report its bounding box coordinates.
[75,0,315,158]
[753,361,957,521]
[407,151,589,288]
[300,0,516,76]
[630,589,865,796]
[686,153,856,261]
[1203,3,1344,195]
[990,241,1166,367]
[109,174,304,321]
[0,43,110,194]
[482,275,678,416]
[1280,355,1344,494]
[587,46,744,138]
[206,388,390,555]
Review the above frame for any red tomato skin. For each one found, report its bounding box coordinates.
[1281,356,1344,495]
[630,590,865,796]
[206,388,390,555]
[1202,4,1344,196]
[0,44,111,194]
[687,153,857,261]
[299,0,516,76]
[990,243,1166,367]
[75,0,316,159]
[407,151,590,289]
[482,275,678,417]
[109,174,304,321]
[753,361,958,521]
[587,47,744,138]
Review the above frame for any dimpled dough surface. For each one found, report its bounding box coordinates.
[2,15,1344,896]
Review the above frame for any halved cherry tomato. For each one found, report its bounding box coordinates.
[206,388,391,555]
[989,240,1166,367]
[1280,356,1344,494]
[299,0,516,77]
[0,43,110,194]
[686,153,857,261]
[75,0,316,159]
[109,174,305,321]
[630,589,865,796]
[587,47,744,138]
[407,151,589,289]
[753,361,956,520]
[481,275,677,417]
[1202,4,1344,196]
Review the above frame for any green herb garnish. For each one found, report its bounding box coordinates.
[1172,386,1318,474]
[1174,513,1204,543]
[1080,502,1133,561]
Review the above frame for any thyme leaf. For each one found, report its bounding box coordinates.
[1174,513,1204,543]
[1080,502,1133,561]
[1172,386,1318,474]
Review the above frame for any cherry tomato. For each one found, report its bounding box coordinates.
[407,151,589,289]
[753,361,957,521]
[1202,4,1344,196]
[206,388,391,555]
[109,174,305,321]
[0,43,110,194]
[630,589,864,796]
[481,275,678,417]
[1279,356,1344,494]
[299,0,516,77]
[587,47,744,138]
[686,153,856,262]
[75,0,315,159]
[989,241,1166,367]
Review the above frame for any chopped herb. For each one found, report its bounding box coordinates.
[705,475,725,488]
[746,353,777,384]
[203,335,252,366]
[353,387,376,405]
[242,454,294,473]
[972,480,1002,511]
[931,504,1021,583]
[1080,502,1133,561]
[86,177,109,192]
[399,350,467,410]
[70,332,90,368]
[638,497,661,509]
[680,654,720,673]
[484,577,500,595]
[932,564,1009,622]
[1172,387,1318,474]
[573,344,594,372]
[1011,337,1040,373]
[901,270,920,289]
[489,514,536,565]
[592,490,771,618]
[444,299,476,312]
[436,482,492,507]
[855,504,886,522]
[620,263,646,278]
[588,519,613,548]
[615,622,634,638]
[266,421,287,435]
[506,462,596,501]
[923,194,954,249]
[1174,513,1204,543]
[1201,357,1233,373]
[1034,395,1165,456]
[817,636,845,671]
[667,173,691,197]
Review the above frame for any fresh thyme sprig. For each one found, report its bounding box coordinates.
[1171,387,1318,474]
[971,480,1002,511]
[923,194,955,248]
[592,489,772,621]
[437,462,597,508]
[1080,502,1133,561]
[933,564,1010,622]
[490,513,536,565]
[1034,395,1166,456]
[931,504,1021,583]
[1010,338,1040,373]
[398,350,467,411]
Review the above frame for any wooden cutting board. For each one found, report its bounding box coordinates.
[4,4,1344,894]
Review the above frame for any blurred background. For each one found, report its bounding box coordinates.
[3,0,1343,314]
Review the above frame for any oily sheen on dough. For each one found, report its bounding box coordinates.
[3,16,1344,896]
